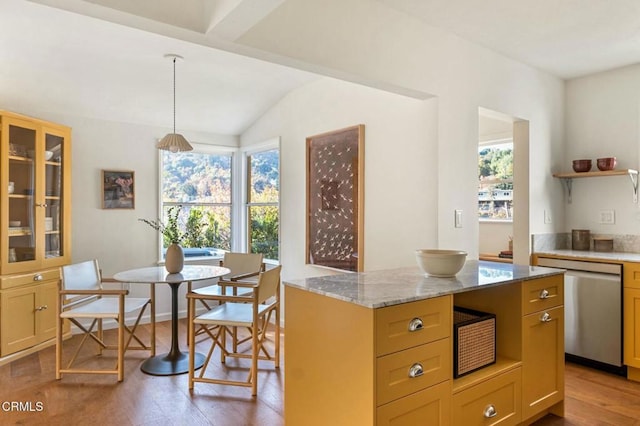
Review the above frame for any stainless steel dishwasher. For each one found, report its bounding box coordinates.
[536,257,624,373]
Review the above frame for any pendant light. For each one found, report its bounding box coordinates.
[157,54,193,153]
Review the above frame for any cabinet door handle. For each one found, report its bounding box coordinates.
[36,203,48,208]
[540,312,552,322]
[539,289,549,299]
[484,404,497,418]
[35,305,48,311]
[33,274,43,281]
[408,363,424,378]
[408,318,423,332]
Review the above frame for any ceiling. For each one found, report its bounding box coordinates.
[0,0,319,136]
[380,0,640,80]
[3,0,640,136]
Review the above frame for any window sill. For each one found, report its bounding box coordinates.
[156,255,223,266]
[479,218,513,224]
[156,255,280,267]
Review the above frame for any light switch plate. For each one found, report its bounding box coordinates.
[544,210,552,224]
[454,210,462,228]
[599,210,615,224]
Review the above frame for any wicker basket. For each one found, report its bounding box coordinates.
[453,306,496,378]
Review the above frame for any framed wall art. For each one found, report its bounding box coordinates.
[102,170,135,209]
[306,124,364,272]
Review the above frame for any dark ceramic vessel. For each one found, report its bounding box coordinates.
[572,159,592,173]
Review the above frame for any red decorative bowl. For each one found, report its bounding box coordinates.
[572,159,592,173]
[597,157,617,171]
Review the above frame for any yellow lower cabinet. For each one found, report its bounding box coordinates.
[521,305,564,420]
[624,262,640,290]
[377,380,451,426]
[452,367,522,426]
[624,288,640,368]
[0,280,57,356]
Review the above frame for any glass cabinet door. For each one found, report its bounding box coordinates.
[6,120,37,266]
[2,114,70,273]
[43,129,65,260]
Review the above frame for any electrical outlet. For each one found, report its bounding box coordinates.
[544,210,552,224]
[454,210,462,228]
[599,210,615,225]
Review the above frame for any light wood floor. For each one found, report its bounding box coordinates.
[1,320,640,425]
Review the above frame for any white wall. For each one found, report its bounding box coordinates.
[241,78,437,279]
[236,0,565,269]
[565,64,640,233]
[479,222,513,254]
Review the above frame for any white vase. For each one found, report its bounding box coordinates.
[165,243,184,273]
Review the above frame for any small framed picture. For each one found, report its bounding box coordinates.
[102,170,135,209]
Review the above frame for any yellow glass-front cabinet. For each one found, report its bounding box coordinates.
[0,110,71,360]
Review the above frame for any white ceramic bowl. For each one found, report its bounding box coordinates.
[9,220,21,227]
[415,249,467,277]
[27,150,54,160]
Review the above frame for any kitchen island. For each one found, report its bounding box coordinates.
[284,261,565,425]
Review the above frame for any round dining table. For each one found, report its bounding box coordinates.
[113,265,230,376]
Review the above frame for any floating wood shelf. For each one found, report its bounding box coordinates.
[553,169,638,203]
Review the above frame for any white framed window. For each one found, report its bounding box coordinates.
[159,143,235,259]
[158,141,280,262]
[242,139,280,262]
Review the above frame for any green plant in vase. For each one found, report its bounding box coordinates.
[139,205,185,273]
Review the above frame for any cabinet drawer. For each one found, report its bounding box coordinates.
[522,276,563,315]
[376,296,450,356]
[377,338,450,406]
[377,380,451,426]
[624,263,640,289]
[0,269,60,290]
[452,367,522,426]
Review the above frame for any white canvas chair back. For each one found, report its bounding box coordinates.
[255,266,281,305]
[221,252,264,279]
[60,259,102,307]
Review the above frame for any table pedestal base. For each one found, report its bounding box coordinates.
[141,351,205,376]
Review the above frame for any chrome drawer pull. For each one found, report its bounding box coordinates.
[484,404,497,418]
[408,363,424,378]
[408,318,423,332]
[540,312,552,322]
[33,274,43,281]
[35,305,48,311]
[539,289,549,299]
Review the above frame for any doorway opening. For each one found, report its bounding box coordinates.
[478,108,529,264]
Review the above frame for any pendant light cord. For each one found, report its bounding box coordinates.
[172,56,177,134]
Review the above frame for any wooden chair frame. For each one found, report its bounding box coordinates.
[188,253,265,349]
[187,265,281,396]
[56,260,155,382]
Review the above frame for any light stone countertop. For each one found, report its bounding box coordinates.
[284,260,564,308]
[534,249,640,263]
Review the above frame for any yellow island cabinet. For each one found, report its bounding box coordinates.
[284,261,565,426]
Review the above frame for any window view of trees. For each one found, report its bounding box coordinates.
[478,144,513,220]
[248,149,279,260]
[161,150,232,252]
[160,146,280,261]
